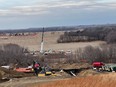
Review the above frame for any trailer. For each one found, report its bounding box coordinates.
[15,68,33,73]
[102,64,116,72]
[92,62,116,72]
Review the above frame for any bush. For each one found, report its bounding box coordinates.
[0,44,39,67]
[75,44,116,63]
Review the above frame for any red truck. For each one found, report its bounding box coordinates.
[92,62,105,71]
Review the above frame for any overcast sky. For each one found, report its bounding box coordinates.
[0,0,116,29]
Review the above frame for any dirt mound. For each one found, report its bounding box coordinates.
[50,63,91,69]
[0,67,32,82]
[77,69,99,77]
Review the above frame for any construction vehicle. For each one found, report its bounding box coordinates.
[15,67,33,73]
[14,63,54,76]
[38,66,53,77]
[102,64,116,72]
[92,62,116,72]
[92,62,104,71]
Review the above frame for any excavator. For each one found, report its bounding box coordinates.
[15,60,55,76]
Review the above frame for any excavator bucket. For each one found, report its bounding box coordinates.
[38,74,45,77]
[45,71,52,75]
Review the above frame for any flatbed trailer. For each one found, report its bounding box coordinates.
[102,64,116,72]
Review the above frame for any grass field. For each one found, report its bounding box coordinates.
[34,73,116,87]
[0,31,106,52]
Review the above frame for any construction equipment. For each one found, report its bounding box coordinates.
[102,64,116,72]
[92,62,104,68]
[92,62,116,72]
[38,66,52,77]
[15,68,33,73]
[92,62,104,71]
[40,28,44,54]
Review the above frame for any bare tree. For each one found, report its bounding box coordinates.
[105,31,116,44]
[75,44,116,64]
[0,44,39,67]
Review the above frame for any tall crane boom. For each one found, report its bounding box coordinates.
[40,28,44,53]
[41,28,44,42]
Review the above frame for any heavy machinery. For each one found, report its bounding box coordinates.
[102,64,116,72]
[92,62,116,72]
[15,68,33,73]
[37,65,57,77]
[92,62,104,70]
[15,64,54,76]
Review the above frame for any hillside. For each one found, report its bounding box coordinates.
[35,73,116,87]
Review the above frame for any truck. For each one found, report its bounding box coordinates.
[102,64,116,72]
[92,62,116,72]
[92,62,104,71]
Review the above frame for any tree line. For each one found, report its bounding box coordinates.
[0,43,116,67]
[57,28,116,44]
[74,44,116,64]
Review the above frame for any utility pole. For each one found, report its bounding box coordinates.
[40,28,44,53]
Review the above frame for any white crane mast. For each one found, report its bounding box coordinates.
[40,28,44,53]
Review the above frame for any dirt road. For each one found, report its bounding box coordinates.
[0,76,69,87]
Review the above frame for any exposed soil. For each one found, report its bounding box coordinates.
[0,76,70,87]
[0,68,100,87]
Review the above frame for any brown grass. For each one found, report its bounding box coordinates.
[0,32,105,52]
[33,73,116,87]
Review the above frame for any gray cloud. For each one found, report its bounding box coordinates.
[0,0,116,16]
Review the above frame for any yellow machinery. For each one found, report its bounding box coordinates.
[38,66,52,77]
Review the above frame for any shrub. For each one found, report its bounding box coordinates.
[0,44,39,67]
[75,44,116,63]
